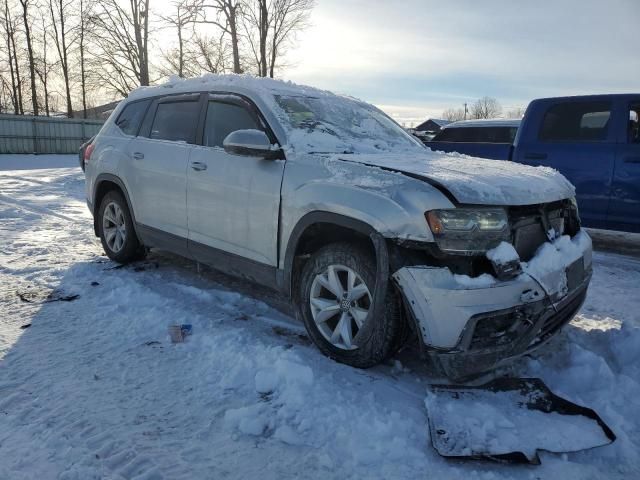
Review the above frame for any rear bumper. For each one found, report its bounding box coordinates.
[393,230,593,378]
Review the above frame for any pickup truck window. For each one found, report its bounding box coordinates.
[539,101,611,142]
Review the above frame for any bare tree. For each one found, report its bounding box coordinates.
[1,0,21,113]
[48,0,74,116]
[76,0,94,117]
[192,33,231,73]
[194,0,242,74]
[470,96,502,119]
[442,107,466,122]
[18,0,38,115]
[266,0,313,78]
[506,106,525,119]
[160,0,200,78]
[34,15,56,116]
[243,0,314,77]
[91,0,150,96]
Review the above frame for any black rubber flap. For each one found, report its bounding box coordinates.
[426,377,615,464]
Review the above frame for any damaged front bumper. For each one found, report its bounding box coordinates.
[392,231,593,379]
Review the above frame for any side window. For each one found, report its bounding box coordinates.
[115,99,150,136]
[203,101,262,148]
[629,103,640,143]
[149,101,200,143]
[539,101,612,142]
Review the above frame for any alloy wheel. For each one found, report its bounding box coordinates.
[309,264,372,350]
[102,201,127,253]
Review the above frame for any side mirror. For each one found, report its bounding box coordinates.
[223,129,282,159]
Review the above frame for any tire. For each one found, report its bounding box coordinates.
[297,242,402,368]
[97,190,142,263]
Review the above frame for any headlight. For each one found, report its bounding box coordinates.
[425,208,510,254]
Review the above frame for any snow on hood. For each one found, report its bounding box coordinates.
[334,151,575,206]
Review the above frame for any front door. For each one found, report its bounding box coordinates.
[609,100,640,232]
[187,95,285,272]
[516,100,615,228]
[124,95,202,242]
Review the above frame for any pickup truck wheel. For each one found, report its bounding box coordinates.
[98,190,141,264]
[297,242,401,368]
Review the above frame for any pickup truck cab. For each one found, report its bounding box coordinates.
[426,94,640,233]
[515,94,640,233]
[425,119,520,160]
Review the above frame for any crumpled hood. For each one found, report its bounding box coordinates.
[336,151,575,206]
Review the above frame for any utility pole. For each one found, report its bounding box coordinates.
[463,102,468,120]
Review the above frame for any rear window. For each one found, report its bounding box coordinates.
[115,99,150,136]
[149,101,200,143]
[433,126,516,143]
[539,101,611,142]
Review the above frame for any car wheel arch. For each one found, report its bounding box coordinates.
[283,211,391,300]
[93,174,138,238]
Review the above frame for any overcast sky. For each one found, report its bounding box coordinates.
[282,0,639,125]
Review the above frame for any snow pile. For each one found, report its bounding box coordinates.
[486,241,520,265]
[522,230,592,295]
[1,163,640,478]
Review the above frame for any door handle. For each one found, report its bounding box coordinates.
[624,156,640,164]
[132,152,144,160]
[524,152,547,160]
[191,161,207,171]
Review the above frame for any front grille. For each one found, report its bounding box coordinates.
[507,200,578,261]
[535,287,587,343]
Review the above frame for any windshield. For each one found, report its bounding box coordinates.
[274,94,424,154]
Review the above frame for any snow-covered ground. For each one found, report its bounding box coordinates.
[1,155,639,479]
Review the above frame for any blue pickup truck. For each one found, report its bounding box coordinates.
[425,94,640,233]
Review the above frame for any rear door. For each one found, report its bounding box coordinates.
[515,99,615,228]
[123,94,202,242]
[187,94,285,272]
[609,98,640,232]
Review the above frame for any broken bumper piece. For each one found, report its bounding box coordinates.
[427,378,615,464]
[393,231,593,379]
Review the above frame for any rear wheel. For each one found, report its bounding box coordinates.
[297,242,401,368]
[98,190,141,263]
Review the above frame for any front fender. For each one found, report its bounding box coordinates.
[280,157,456,258]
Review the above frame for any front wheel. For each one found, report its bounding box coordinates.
[297,242,402,368]
[98,190,141,263]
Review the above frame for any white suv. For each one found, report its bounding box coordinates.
[84,75,592,378]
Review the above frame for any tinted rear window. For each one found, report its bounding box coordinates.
[149,101,200,143]
[433,126,516,143]
[539,101,611,142]
[115,99,150,136]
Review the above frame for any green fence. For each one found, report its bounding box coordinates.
[0,114,104,154]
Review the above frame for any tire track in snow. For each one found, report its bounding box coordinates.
[0,192,83,225]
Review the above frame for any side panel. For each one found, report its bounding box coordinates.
[122,136,191,240]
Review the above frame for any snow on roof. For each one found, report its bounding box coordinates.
[126,73,337,102]
[444,118,521,129]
